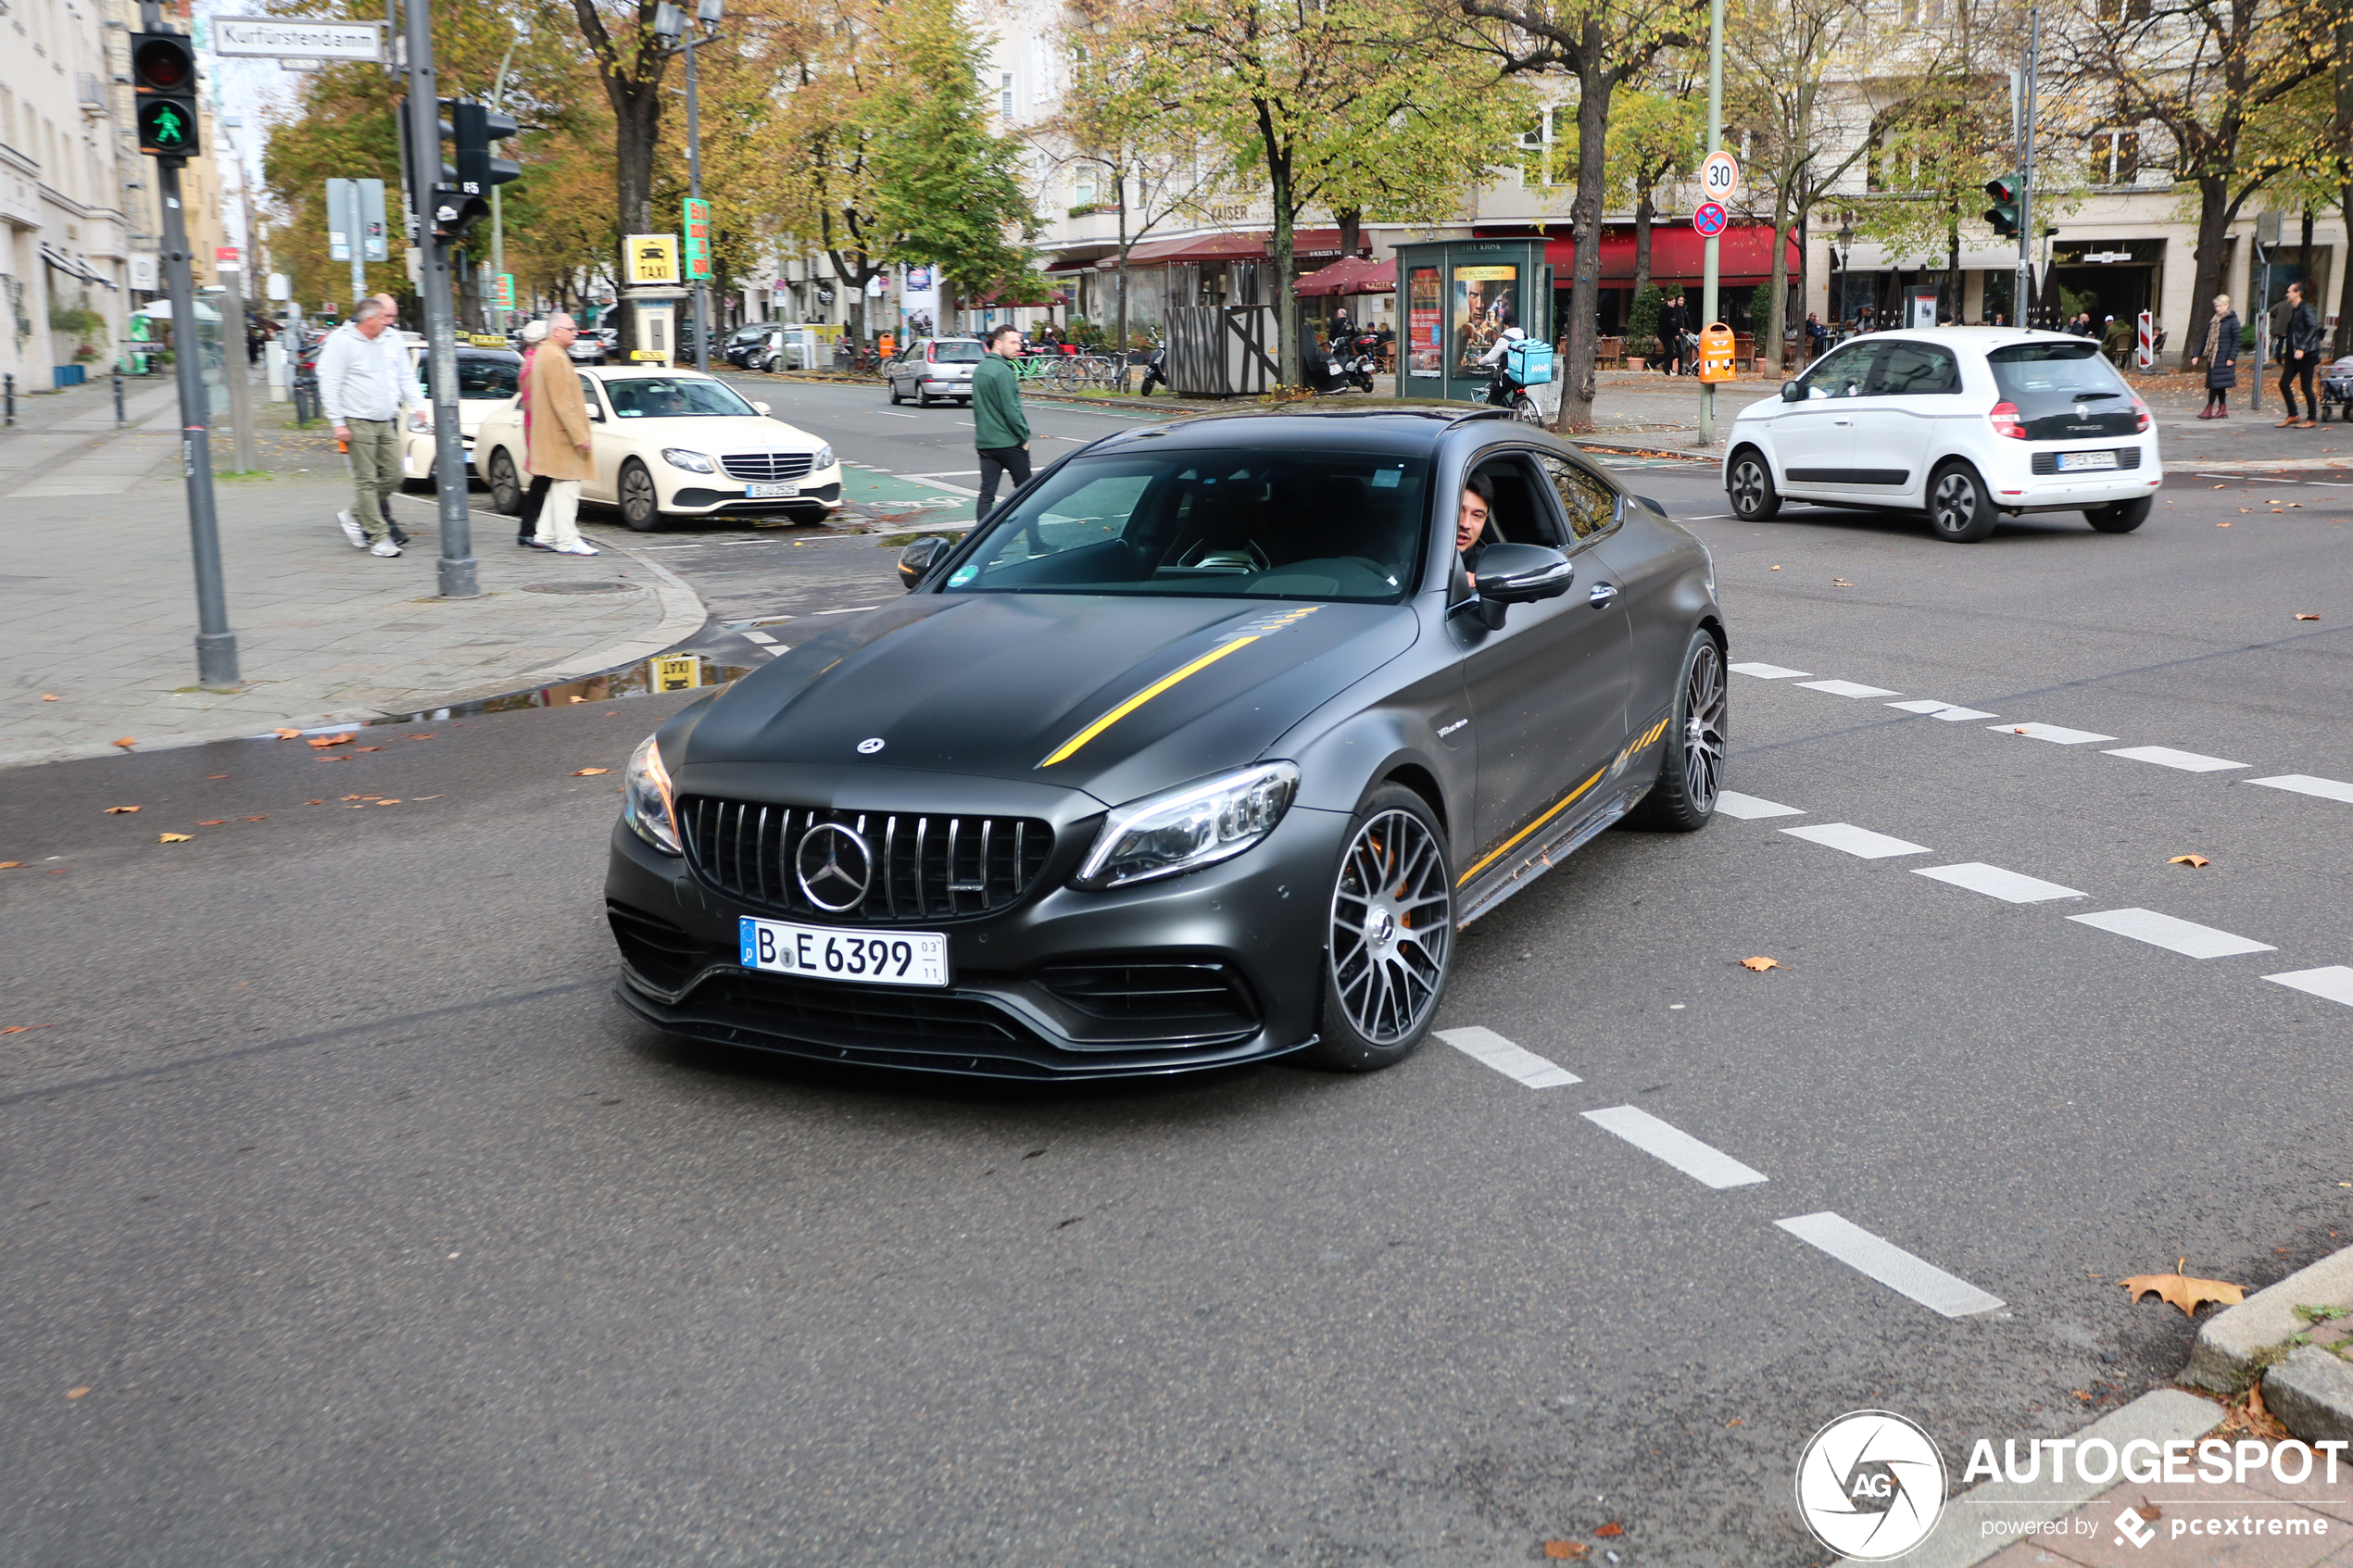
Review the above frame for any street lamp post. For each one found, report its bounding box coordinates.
[488,22,522,336]
[1698,0,1726,443]
[653,0,721,373]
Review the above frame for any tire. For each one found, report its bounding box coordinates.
[2085,496,2151,533]
[1298,784,1453,1073]
[1512,394,1543,425]
[887,377,902,406]
[1629,630,1727,831]
[618,458,663,533]
[1926,461,1998,543]
[1727,447,1780,520]
[915,385,932,407]
[486,447,523,517]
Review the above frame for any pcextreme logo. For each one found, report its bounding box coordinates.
[1794,1410,1947,1561]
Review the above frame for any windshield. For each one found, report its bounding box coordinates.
[1987,342,2128,401]
[604,376,757,419]
[940,448,1430,604]
[930,341,985,363]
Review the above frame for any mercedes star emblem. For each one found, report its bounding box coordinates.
[794,822,875,912]
[857,737,885,754]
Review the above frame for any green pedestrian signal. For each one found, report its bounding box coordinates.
[141,102,189,150]
[131,31,201,158]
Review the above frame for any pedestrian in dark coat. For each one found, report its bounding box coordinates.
[2193,294,2238,418]
[2277,282,2323,426]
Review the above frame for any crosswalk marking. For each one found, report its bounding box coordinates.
[1713,790,1805,820]
[2263,966,2353,1008]
[1913,862,2086,903]
[1729,661,1810,679]
[1797,679,1902,698]
[1994,721,2118,746]
[1435,1027,1579,1088]
[1581,1106,1767,1188]
[2248,774,2353,805]
[1781,822,1931,859]
[1775,1212,2005,1318]
[2105,745,2246,772]
[2068,908,2275,959]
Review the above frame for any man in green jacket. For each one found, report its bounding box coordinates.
[971,322,1032,521]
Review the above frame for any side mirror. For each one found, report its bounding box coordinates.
[897,535,950,591]
[751,399,773,416]
[1474,543,1575,604]
[1780,380,1805,402]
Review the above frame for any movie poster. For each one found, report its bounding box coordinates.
[1407,267,1441,377]
[1453,266,1518,376]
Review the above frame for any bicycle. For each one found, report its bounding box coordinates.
[1012,353,1058,385]
[831,341,882,375]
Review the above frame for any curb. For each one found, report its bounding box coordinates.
[1853,1388,2224,1568]
[2264,1347,2353,1443]
[2182,1243,2353,1394]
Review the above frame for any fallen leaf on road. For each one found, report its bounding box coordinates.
[66,1388,88,1399]
[1726,1418,1743,1426]
[307,733,356,749]
[1594,1523,1625,1538]
[273,728,302,739]
[2169,855,2210,867]
[573,768,611,776]
[243,816,267,822]
[1541,1543,1589,1561]
[2213,484,2227,489]
[111,737,135,750]
[1769,564,1780,570]
[1739,956,1780,972]
[195,820,227,827]
[2288,502,2302,508]
[351,746,384,752]
[2296,613,2321,621]
[305,800,323,805]
[2217,521,2233,527]
[378,799,402,805]
[41,694,59,701]
[2239,508,2251,513]
[412,795,444,799]
[314,756,346,762]
[103,806,141,815]
[0,862,19,870]
[157,833,192,844]
[2121,1260,2244,1317]
[408,733,434,740]
[208,774,228,780]
[1832,577,1853,586]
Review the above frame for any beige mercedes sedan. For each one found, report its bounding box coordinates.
[472,366,843,532]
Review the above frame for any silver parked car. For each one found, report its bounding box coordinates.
[885,337,984,407]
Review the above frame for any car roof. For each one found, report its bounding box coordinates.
[1849,326,2107,353]
[585,365,723,380]
[1084,406,1516,458]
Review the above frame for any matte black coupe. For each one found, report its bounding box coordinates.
[608,408,1728,1078]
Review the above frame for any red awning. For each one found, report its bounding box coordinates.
[1294,256,1396,296]
[1543,225,1801,286]
[1120,228,1347,266]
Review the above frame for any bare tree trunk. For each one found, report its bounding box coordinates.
[612,84,662,236]
[1764,183,1793,378]
[1337,207,1363,257]
[1557,78,1607,433]
[1269,139,1299,388]
[2338,0,2353,354]
[1114,159,1131,359]
[1632,189,1654,320]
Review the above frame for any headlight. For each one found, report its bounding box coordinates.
[1072,761,1299,890]
[661,447,715,473]
[812,444,835,470]
[622,733,680,855]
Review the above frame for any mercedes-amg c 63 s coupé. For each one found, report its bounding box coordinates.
[606,408,1728,1080]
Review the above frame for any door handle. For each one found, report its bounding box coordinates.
[1588,583,1618,608]
[1832,417,1853,425]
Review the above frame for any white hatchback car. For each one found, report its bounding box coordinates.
[1723,327,2161,543]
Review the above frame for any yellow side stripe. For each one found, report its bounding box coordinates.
[1457,766,1607,885]
[1038,636,1261,767]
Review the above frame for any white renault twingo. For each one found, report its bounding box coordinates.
[1723,327,2161,542]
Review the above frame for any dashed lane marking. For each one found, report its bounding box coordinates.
[1886,698,1999,721]
[1729,661,1810,679]
[2105,745,2246,772]
[1795,679,1902,698]
[1775,1212,2006,1318]
[1581,1106,1768,1188]
[2247,774,2353,805]
[2067,908,2275,960]
[1435,1026,1580,1088]
[1913,862,2086,904]
[1780,822,1931,859]
[2264,966,2353,1008]
[741,630,777,646]
[1994,721,2118,746]
[1713,790,1806,820]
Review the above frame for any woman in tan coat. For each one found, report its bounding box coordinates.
[522,313,598,554]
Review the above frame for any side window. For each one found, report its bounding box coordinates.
[1800,342,1878,398]
[1469,454,1565,548]
[1541,455,1619,541]
[1869,343,1960,395]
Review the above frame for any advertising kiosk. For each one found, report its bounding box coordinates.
[1388,238,1553,405]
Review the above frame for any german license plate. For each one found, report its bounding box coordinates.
[746,482,799,498]
[2057,450,2118,471]
[738,916,948,987]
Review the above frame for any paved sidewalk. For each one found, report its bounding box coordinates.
[0,374,183,498]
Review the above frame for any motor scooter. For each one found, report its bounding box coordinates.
[1139,342,1169,396]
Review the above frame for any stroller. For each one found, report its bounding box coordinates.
[2320,356,2353,424]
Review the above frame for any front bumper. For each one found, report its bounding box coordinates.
[603,793,1347,1080]
[659,463,844,517]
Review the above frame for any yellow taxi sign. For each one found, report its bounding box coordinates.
[468,333,509,348]
[630,348,668,362]
[650,655,700,692]
[623,232,681,285]
[1698,320,1738,383]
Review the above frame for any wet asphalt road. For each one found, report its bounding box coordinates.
[5,396,2352,1565]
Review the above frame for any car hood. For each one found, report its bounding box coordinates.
[681,593,1417,805]
[604,415,822,454]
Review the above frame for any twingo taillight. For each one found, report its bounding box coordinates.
[2132,393,2152,432]
[1988,400,2026,440]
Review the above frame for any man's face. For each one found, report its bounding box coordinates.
[1456,487,1490,554]
[355,312,387,340]
[993,332,1020,358]
[547,316,577,346]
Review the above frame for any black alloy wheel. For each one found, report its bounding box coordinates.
[1728,449,1780,520]
[1630,631,1727,831]
[2084,495,2151,533]
[1927,461,1998,543]
[486,448,522,517]
[1303,784,1453,1072]
[618,458,663,533]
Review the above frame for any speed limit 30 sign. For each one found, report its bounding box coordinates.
[1700,151,1741,205]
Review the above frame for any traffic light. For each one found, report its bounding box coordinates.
[1984,177,2021,239]
[402,99,522,244]
[131,31,200,159]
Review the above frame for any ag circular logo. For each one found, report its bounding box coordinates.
[1794,1410,1945,1561]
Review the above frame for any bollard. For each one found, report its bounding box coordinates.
[114,370,125,428]
[4,372,13,428]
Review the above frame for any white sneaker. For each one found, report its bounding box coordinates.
[552,541,600,556]
[370,539,402,558]
[337,510,368,549]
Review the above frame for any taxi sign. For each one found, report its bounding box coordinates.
[1692,202,1728,237]
[1697,320,1737,383]
[630,348,669,362]
[1700,150,1741,204]
[650,655,701,692]
[468,333,509,348]
[623,232,681,285]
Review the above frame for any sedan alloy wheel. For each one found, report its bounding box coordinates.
[619,458,663,533]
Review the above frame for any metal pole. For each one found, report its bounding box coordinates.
[158,158,239,684]
[113,370,124,427]
[1698,0,1725,442]
[684,26,710,372]
[218,270,258,472]
[490,29,519,336]
[403,0,479,597]
[2018,6,2038,326]
[2254,242,2270,410]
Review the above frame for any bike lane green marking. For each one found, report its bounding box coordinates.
[837,468,975,523]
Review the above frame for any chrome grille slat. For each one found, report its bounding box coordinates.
[680,797,1051,924]
[719,451,817,483]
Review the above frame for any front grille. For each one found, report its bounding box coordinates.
[679,797,1053,923]
[720,451,816,483]
[2032,447,2142,475]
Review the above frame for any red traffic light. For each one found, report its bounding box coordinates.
[132,36,194,90]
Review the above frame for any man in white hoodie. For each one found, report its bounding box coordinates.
[314,299,422,558]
